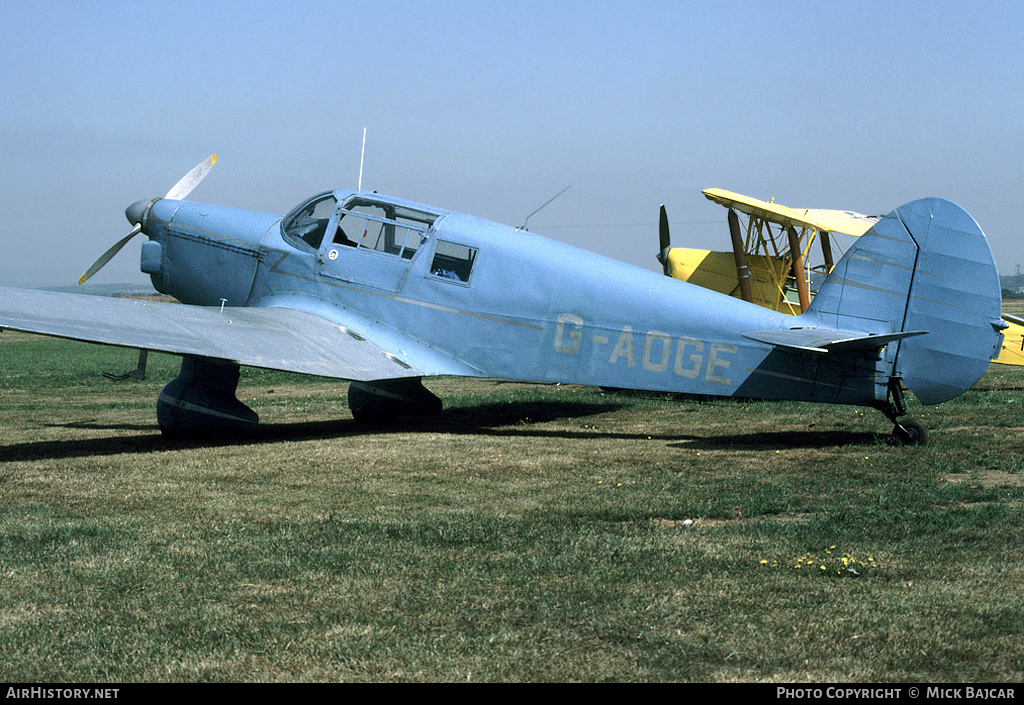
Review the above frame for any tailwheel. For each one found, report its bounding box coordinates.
[890,417,928,447]
[876,377,928,447]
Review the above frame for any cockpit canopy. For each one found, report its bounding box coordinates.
[282,192,440,259]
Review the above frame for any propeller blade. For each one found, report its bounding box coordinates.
[657,205,671,274]
[79,224,142,284]
[77,154,218,284]
[164,153,218,200]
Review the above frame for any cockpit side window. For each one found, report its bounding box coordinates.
[282,193,339,251]
[429,241,478,284]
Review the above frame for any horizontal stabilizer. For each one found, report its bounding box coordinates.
[743,327,928,354]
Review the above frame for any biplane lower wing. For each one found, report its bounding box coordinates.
[0,286,428,381]
[664,248,807,314]
[994,314,1024,366]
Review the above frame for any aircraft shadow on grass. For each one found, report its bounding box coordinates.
[3,397,878,464]
[667,429,878,451]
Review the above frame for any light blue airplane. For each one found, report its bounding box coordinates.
[0,156,1006,445]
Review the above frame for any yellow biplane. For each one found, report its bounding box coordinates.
[658,188,1024,366]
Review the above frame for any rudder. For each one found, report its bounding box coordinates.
[891,198,1004,403]
[806,197,1003,405]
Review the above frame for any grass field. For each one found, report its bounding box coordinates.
[2,327,1023,682]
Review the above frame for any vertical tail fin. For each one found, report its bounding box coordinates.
[806,197,1004,404]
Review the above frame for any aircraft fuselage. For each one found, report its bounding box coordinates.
[140,190,888,408]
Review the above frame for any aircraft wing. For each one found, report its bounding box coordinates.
[0,286,421,380]
[993,313,1024,366]
[703,188,877,237]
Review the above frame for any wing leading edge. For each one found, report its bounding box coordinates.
[702,188,878,237]
[0,286,421,381]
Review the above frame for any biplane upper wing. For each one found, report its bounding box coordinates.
[0,286,427,380]
[796,208,879,237]
[702,188,878,237]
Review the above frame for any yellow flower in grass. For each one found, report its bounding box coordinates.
[760,547,878,577]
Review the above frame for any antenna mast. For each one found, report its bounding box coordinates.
[358,127,366,191]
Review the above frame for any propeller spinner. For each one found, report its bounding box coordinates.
[79,154,219,284]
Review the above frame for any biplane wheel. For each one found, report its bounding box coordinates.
[890,418,928,447]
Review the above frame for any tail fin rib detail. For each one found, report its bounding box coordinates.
[890,198,1003,403]
[806,197,1002,405]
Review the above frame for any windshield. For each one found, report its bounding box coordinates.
[281,192,339,251]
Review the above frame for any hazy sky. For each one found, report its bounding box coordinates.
[3,0,1023,286]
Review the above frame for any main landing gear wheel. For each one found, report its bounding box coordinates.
[890,417,928,447]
